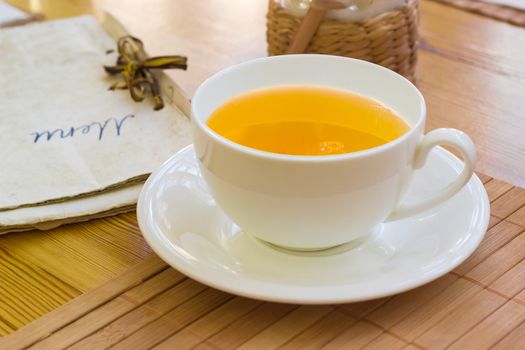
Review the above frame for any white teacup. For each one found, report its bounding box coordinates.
[192,55,476,250]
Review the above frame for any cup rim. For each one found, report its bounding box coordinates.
[192,54,426,163]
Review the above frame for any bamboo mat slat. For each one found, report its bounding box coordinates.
[429,0,525,27]
[0,255,168,350]
[1,174,525,350]
[0,212,151,295]
[491,321,525,349]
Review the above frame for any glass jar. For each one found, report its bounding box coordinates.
[277,0,407,22]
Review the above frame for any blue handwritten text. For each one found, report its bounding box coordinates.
[31,114,135,143]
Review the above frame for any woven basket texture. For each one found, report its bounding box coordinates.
[267,0,419,81]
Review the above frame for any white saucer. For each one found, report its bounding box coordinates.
[137,145,489,304]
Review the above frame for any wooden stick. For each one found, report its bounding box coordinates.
[287,0,348,54]
[287,6,327,54]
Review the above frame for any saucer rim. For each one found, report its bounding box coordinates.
[137,145,490,304]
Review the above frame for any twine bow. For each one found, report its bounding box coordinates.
[104,36,188,110]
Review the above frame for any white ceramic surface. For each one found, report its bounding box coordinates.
[137,145,489,304]
[192,55,476,249]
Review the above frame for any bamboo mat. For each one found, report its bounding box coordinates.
[430,0,525,26]
[1,174,525,350]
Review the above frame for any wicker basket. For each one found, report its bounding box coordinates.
[266,0,419,82]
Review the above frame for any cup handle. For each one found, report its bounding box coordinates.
[386,128,476,221]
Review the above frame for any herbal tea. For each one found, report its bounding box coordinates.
[206,85,410,155]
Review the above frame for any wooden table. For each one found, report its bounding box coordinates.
[1,0,525,348]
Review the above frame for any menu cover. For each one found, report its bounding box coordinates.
[0,14,192,232]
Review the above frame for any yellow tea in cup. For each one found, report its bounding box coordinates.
[206,85,410,156]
